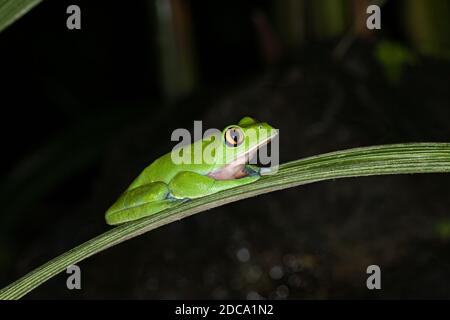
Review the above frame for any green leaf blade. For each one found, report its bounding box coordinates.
[0,0,42,33]
[1,142,449,299]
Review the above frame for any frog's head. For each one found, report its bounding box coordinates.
[223,116,278,154]
[209,116,278,179]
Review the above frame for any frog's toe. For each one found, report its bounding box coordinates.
[244,165,261,176]
[260,167,277,175]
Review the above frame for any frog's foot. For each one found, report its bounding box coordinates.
[105,198,184,225]
[167,194,192,203]
[105,182,183,225]
[244,164,261,176]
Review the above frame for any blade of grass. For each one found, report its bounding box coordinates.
[0,0,42,33]
[1,142,450,299]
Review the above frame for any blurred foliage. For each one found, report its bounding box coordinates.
[311,0,349,39]
[403,0,450,59]
[375,39,417,84]
[154,0,198,102]
[436,219,450,241]
[273,0,305,50]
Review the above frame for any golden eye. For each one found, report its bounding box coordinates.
[224,127,244,147]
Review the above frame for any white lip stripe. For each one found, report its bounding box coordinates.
[240,131,278,160]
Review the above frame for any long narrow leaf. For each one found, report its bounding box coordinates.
[1,143,450,299]
[0,0,42,33]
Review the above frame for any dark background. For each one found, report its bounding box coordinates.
[1,0,450,299]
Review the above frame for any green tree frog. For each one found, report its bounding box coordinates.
[105,116,278,225]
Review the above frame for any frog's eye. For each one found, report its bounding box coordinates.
[224,127,244,147]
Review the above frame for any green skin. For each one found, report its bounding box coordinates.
[105,117,278,225]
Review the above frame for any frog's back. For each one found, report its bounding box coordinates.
[126,138,217,191]
[125,153,177,190]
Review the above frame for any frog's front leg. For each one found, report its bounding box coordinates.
[169,171,260,199]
